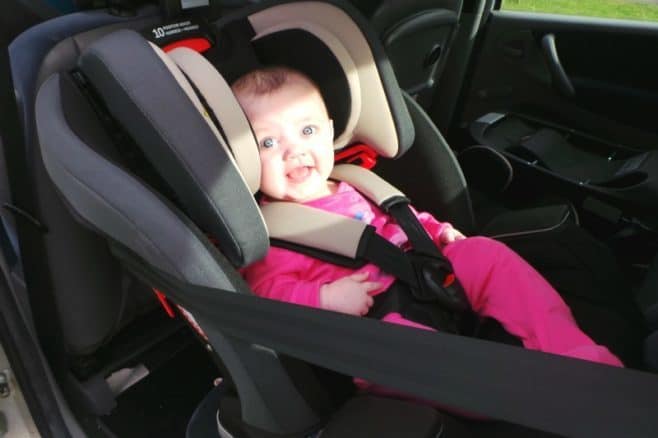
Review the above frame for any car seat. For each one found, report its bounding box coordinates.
[356,0,463,109]
[159,0,646,365]
[24,0,654,437]
[7,1,194,417]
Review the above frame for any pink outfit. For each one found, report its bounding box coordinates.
[242,182,622,367]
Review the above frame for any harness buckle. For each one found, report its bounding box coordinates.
[408,252,470,312]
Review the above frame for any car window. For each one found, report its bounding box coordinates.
[44,0,77,13]
[500,0,658,23]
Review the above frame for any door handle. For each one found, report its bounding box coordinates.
[541,33,575,97]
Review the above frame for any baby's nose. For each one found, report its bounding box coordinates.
[284,142,308,160]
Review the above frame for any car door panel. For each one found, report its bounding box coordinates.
[462,13,658,150]
[456,11,658,222]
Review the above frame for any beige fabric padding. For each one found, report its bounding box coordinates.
[261,164,407,259]
[248,1,399,157]
[149,43,226,153]
[148,43,257,198]
[168,47,261,194]
[261,202,367,258]
[331,164,404,206]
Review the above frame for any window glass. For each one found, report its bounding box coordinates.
[501,0,658,22]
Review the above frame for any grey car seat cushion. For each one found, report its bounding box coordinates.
[36,74,234,289]
[77,29,267,267]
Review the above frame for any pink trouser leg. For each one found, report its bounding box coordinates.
[442,237,623,367]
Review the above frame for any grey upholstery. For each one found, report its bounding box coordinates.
[77,29,268,267]
[32,14,337,432]
[36,74,234,288]
[9,6,161,357]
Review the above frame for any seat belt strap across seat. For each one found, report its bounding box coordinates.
[113,241,658,438]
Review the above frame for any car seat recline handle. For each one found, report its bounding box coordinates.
[541,33,575,98]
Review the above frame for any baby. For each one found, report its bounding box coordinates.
[233,66,622,367]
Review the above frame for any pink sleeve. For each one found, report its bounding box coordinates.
[241,247,322,308]
[410,206,452,244]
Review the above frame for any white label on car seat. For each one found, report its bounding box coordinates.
[151,21,201,40]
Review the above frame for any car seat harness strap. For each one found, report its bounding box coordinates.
[384,200,470,311]
[265,166,476,335]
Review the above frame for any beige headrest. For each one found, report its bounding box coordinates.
[167,47,261,194]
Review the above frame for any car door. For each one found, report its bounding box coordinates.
[452,0,658,260]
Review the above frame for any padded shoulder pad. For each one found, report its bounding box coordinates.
[214,0,415,158]
[78,29,267,267]
[36,74,235,287]
[261,202,367,259]
[331,164,405,206]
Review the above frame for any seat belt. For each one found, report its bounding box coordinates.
[113,241,658,438]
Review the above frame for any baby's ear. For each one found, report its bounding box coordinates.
[328,119,334,138]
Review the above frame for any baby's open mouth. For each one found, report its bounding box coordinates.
[287,166,313,182]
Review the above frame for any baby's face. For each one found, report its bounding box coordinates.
[237,78,335,202]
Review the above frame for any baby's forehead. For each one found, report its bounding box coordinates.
[246,86,327,119]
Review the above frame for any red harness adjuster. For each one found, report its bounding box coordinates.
[162,37,212,53]
[152,288,176,318]
[443,273,456,288]
[334,143,378,169]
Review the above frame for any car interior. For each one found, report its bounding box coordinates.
[1,1,658,437]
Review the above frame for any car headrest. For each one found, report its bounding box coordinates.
[37,28,268,272]
[223,0,415,159]
[166,0,415,194]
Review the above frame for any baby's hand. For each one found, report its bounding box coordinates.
[320,271,382,316]
[439,226,466,245]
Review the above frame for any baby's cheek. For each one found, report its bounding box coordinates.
[260,168,286,198]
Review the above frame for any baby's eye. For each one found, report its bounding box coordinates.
[302,125,317,136]
[260,137,278,149]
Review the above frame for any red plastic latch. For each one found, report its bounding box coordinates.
[443,273,456,288]
[163,37,212,53]
[152,288,176,318]
[334,144,378,169]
